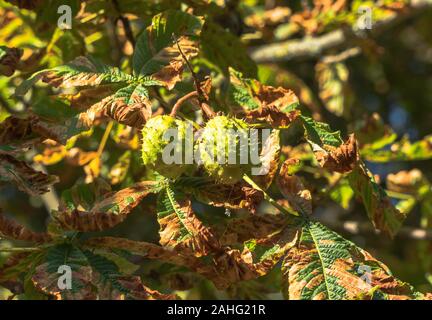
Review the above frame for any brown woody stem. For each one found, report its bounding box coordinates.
[170,91,199,117]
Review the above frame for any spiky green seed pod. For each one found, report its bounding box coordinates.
[196,115,255,184]
[141,115,191,179]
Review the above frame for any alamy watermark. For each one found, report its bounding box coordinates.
[57,265,72,290]
[57,5,72,30]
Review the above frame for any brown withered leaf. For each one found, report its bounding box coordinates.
[60,86,115,112]
[313,133,359,173]
[0,210,51,242]
[152,60,183,90]
[0,154,59,195]
[83,94,152,128]
[0,46,22,76]
[219,213,295,246]
[52,181,159,232]
[113,276,177,300]
[157,189,220,257]
[199,224,300,290]
[277,158,312,215]
[0,116,41,152]
[386,169,424,195]
[0,252,32,293]
[245,84,300,128]
[250,129,280,190]
[192,181,264,213]
[84,237,200,268]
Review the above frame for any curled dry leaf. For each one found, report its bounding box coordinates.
[192,181,264,213]
[245,83,300,128]
[52,181,159,232]
[0,210,51,242]
[83,93,152,128]
[0,46,23,76]
[249,129,280,190]
[0,154,59,195]
[277,158,313,215]
[220,213,295,245]
[313,133,359,173]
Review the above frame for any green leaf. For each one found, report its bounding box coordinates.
[133,10,203,77]
[302,116,343,148]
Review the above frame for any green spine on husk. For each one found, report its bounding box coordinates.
[196,115,255,184]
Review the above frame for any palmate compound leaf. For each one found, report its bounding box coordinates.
[133,10,203,79]
[157,186,220,257]
[0,209,51,243]
[52,181,161,232]
[282,221,426,300]
[86,211,301,290]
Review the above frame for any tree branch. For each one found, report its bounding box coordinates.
[249,0,432,63]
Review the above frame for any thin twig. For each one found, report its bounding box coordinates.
[170,91,199,117]
[112,0,136,47]
[172,34,216,118]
